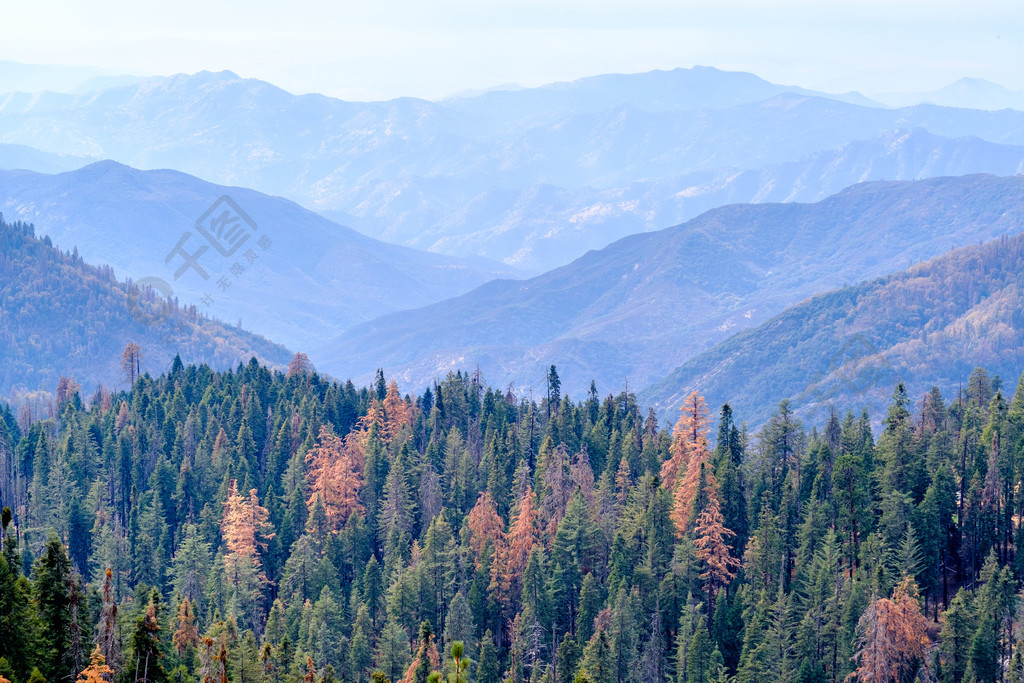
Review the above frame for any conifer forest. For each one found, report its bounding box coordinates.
[2,355,1022,683]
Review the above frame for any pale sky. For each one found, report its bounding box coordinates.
[1,0,1021,100]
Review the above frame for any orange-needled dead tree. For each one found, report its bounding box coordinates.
[381,379,413,443]
[691,463,741,604]
[172,598,200,657]
[848,577,929,683]
[76,646,115,683]
[305,424,364,532]
[220,480,275,584]
[467,491,506,568]
[667,392,715,536]
[661,391,711,492]
[492,486,539,606]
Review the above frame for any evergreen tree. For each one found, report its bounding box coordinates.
[33,534,78,683]
[126,589,169,683]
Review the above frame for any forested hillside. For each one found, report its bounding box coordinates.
[0,214,292,400]
[317,174,1024,399]
[1,355,1022,683]
[0,162,517,350]
[642,231,1024,426]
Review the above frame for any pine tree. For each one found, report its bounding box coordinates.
[349,606,374,682]
[76,646,115,683]
[580,611,615,683]
[940,590,975,683]
[304,425,364,533]
[691,465,740,604]
[448,642,468,683]
[401,622,440,683]
[477,631,499,683]
[669,398,715,537]
[637,605,665,683]
[33,534,76,683]
[848,578,928,683]
[0,523,35,677]
[551,489,599,638]
[127,589,169,683]
[219,480,274,628]
[492,486,539,607]
[661,392,711,493]
[172,598,200,657]
[376,618,411,683]
[467,492,505,568]
[686,618,722,683]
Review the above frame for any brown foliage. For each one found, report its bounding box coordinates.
[398,630,441,683]
[56,375,81,407]
[467,491,505,567]
[220,480,275,580]
[76,646,115,683]
[114,402,130,434]
[664,392,715,536]
[661,391,711,491]
[692,477,740,595]
[848,577,930,683]
[198,637,217,683]
[172,598,200,656]
[492,486,539,605]
[286,352,314,378]
[120,342,142,386]
[305,424,365,532]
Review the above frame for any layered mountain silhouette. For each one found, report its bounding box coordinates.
[0,162,518,349]
[0,215,292,399]
[313,175,1024,402]
[4,67,1024,270]
[641,232,1024,427]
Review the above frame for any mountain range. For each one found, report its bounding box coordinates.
[0,162,517,350]
[312,174,1024,404]
[878,77,1024,111]
[320,128,1024,272]
[640,232,1024,427]
[5,67,1024,271]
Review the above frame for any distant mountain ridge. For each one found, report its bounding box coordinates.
[0,161,518,350]
[878,77,1024,111]
[0,143,95,174]
[640,231,1024,427]
[312,174,1024,401]
[5,67,1024,270]
[324,128,1024,271]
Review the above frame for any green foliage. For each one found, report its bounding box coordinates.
[0,215,291,397]
[1,350,1024,683]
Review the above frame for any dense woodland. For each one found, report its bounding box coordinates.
[1,355,1023,683]
[0,215,290,402]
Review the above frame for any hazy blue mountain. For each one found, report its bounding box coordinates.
[312,175,1024,401]
[640,232,1024,428]
[0,161,518,350]
[0,61,140,95]
[0,215,292,400]
[323,128,1024,272]
[878,77,1024,111]
[0,143,93,173]
[439,66,880,131]
[5,68,1024,269]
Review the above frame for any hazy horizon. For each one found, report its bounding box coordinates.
[1,0,1020,102]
